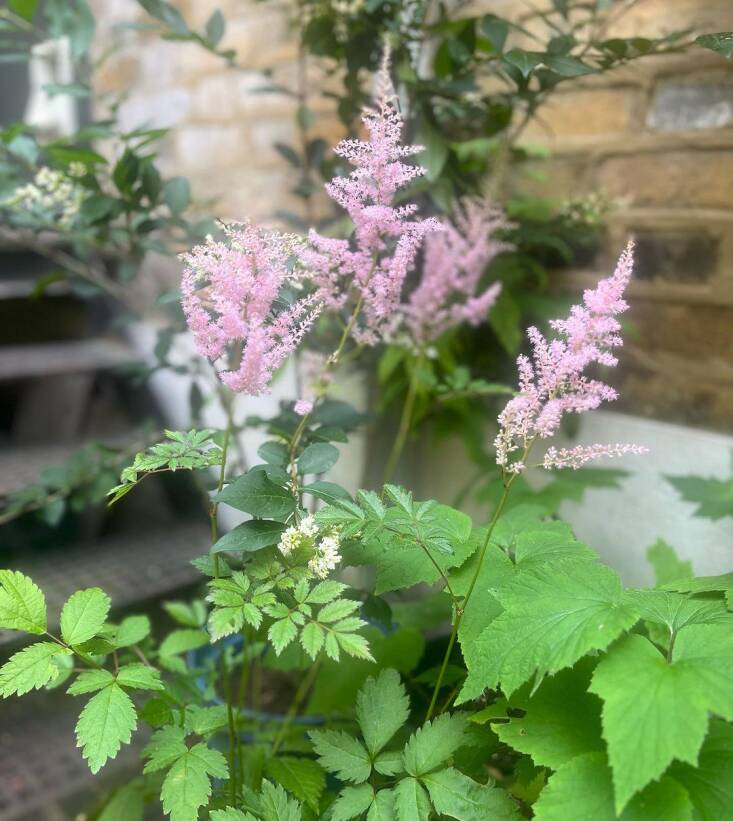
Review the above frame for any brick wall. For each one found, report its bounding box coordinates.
[92,0,733,432]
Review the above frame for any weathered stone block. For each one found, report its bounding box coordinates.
[524,88,637,139]
[632,231,719,283]
[648,82,733,131]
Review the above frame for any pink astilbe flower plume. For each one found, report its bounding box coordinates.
[495,240,647,472]
[300,52,440,345]
[401,198,511,345]
[180,222,320,395]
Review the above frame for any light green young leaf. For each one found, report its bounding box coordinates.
[0,570,47,634]
[159,629,209,657]
[590,625,733,812]
[458,560,638,701]
[422,767,522,820]
[60,588,111,645]
[264,756,325,811]
[495,659,603,769]
[356,668,409,756]
[67,668,115,695]
[306,580,348,604]
[532,752,693,821]
[331,784,374,821]
[163,600,206,628]
[513,521,596,569]
[259,779,303,821]
[394,777,431,821]
[98,784,145,821]
[143,726,188,773]
[76,682,137,773]
[210,809,258,821]
[309,729,371,783]
[374,749,403,776]
[646,539,693,586]
[0,641,71,696]
[268,617,298,655]
[402,713,467,777]
[113,615,151,647]
[187,704,228,736]
[333,628,374,662]
[116,663,164,691]
[300,621,324,660]
[368,788,395,821]
[160,742,228,821]
[627,590,732,634]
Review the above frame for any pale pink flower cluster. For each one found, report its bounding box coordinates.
[543,443,647,470]
[180,222,320,395]
[401,199,510,344]
[300,64,440,345]
[495,241,646,472]
[294,350,332,415]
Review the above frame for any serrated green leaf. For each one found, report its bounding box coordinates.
[318,599,360,623]
[494,659,603,769]
[99,784,144,821]
[60,588,111,645]
[116,663,164,691]
[0,641,71,696]
[0,570,47,634]
[76,683,137,773]
[513,522,596,569]
[458,560,638,701]
[143,726,188,773]
[533,751,693,820]
[306,580,348,604]
[159,629,209,657]
[402,713,467,777]
[114,615,151,647]
[211,809,258,821]
[331,784,374,821]
[394,777,431,821]
[67,668,115,695]
[368,788,395,821]
[269,617,298,655]
[309,729,371,783]
[356,669,409,756]
[423,767,522,820]
[163,600,206,627]
[646,539,693,586]
[264,756,325,811]
[160,742,228,821]
[666,473,733,519]
[216,471,296,521]
[373,749,403,776]
[334,629,374,661]
[590,625,733,812]
[627,590,732,635]
[300,621,324,660]
[259,778,303,820]
[212,519,286,554]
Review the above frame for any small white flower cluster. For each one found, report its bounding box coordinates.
[276,514,342,579]
[7,163,88,227]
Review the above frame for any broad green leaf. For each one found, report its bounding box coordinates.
[458,560,638,701]
[116,663,164,691]
[212,520,286,553]
[303,481,352,506]
[163,600,206,627]
[544,54,596,76]
[666,473,733,519]
[114,615,151,647]
[356,668,409,756]
[99,784,144,821]
[670,719,733,821]
[159,628,209,657]
[512,522,596,569]
[495,659,603,769]
[216,471,296,521]
[268,617,298,655]
[533,752,693,820]
[330,784,374,821]
[368,789,395,821]
[205,9,225,44]
[423,767,522,820]
[76,683,137,773]
[258,440,289,465]
[187,705,228,736]
[258,778,303,821]
[0,642,71,696]
[627,590,732,635]
[164,176,191,213]
[696,31,733,59]
[394,777,431,821]
[300,621,324,660]
[306,580,348,604]
[160,742,228,821]
[402,713,467,777]
[298,442,339,474]
[646,540,692,586]
[503,48,543,77]
[309,729,371,783]
[67,668,115,695]
[663,571,733,598]
[590,625,733,811]
[211,810,257,821]
[0,570,47,634]
[264,756,325,811]
[143,726,188,773]
[60,588,111,645]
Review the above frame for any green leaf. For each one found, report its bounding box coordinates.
[212,519,286,553]
[458,560,638,701]
[544,54,596,76]
[76,683,137,773]
[67,669,115,695]
[116,663,164,691]
[160,742,228,821]
[205,9,225,44]
[662,571,733,598]
[504,48,543,77]
[114,615,151,647]
[300,621,324,660]
[0,642,71,696]
[394,777,431,821]
[368,788,395,821]
[626,590,732,635]
[9,0,38,21]
[163,600,206,627]
[533,752,693,821]
[164,176,191,213]
[216,471,296,521]
[331,784,374,821]
[0,570,47,634]
[302,481,352,506]
[258,779,303,820]
[495,659,603,769]
[423,767,522,820]
[670,719,733,821]
[264,756,325,811]
[414,121,448,181]
[666,473,733,520]
[211,810,257,821]
[646,539,693,586]
[258,441,289,465]
[268,617,298,655]
[160,628,209,657]
[309,729,371,783]
[297,443,339,475]
[60,588,111,645]
[696,31,733,59]
[99,784,144,821]
[143,726,188,773]
[589,625,733,812]
[356,668,409,756]
[402,713,467,777]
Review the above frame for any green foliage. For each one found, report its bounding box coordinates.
[666,471,733,520]
[60,587,111,645]
[646,539,693,585]
[0,642,72,696]
[0,570,47,634]
[75,681,137,773]
[216,469,297,521]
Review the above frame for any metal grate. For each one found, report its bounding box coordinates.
[0,523,210,646]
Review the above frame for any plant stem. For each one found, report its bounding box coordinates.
[221,651,239,803]
[382,349,424,486]
[270,659,322,756]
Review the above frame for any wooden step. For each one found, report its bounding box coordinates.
[0,523,210,647]
[0,339,137,382]
[0,442,79,497]
[0,277,70,301]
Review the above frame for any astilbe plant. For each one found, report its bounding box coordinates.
[1,59,732,821]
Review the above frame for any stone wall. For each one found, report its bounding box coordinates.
[92,0,733,432]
